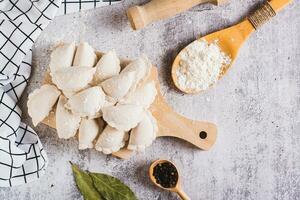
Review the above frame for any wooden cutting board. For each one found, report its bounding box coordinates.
[41,52,218,159]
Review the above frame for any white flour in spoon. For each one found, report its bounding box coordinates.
[176,39,231,92]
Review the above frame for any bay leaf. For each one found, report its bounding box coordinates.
[89,172,138,200]
[71,163,104,200]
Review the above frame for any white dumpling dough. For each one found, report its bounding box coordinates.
[56,95,81,139]
[49,42,76,73]
[63,90,76,99]
[119,81,157,108]
[78,118,103,150]
[95,125,128,154]
[65,86,105,118]
[73,42,97,67]
[93,50,121,84]
[127,111,157,151]
[52,66,96,92]
[121,55,151,90]
[101,71,135,101]
[98,97,116,117]
[27,84,61,126]
[102,104,143,131]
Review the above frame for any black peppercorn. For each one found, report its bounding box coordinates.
[153,162,178,188]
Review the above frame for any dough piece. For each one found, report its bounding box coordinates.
[27,84,61,126]
[102,105,143,131]
[51,66,96,92]
[73,42,97,67]
[119,81,157,109]
[127,111,157,151]
[78,118,103,150]
[63,91,76,99]
[121,55,151,90]
[93,50,121,84]
[56,95,81,139]
[65,86,106,118]
[98,97,116,117]
[49,42,76,73]
[101,71,135,101]
[95,125,128,154]
[105,95,117,105]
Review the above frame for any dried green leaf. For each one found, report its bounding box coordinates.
[71,163,104,200]
[89,172,138,200]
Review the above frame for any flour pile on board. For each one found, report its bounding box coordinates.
[176,39,231,92]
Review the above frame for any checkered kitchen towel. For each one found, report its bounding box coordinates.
[0,0,121,187]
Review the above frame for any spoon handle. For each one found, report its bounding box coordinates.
[248,0,292,29]
[269,0,293,12]
[176,189,191,200]
[127,0,218,30]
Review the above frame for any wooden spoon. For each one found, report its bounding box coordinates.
[172,0,293,94]
[149,160,190,200]
[42,53,217,159]
[127,0,227,30]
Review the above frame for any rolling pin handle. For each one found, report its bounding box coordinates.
[127,6,147,30]
[127,0,219,30]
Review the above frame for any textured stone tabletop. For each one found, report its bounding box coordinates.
[1,0,300,199]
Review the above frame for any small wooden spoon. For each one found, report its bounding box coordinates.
[172,0,293,94]
[127,0,227,30]
[149,160,190,200]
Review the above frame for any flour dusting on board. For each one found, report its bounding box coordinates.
[176,39,231,92]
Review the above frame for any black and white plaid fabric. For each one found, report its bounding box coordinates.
[57,0,121,15]
[0,0,121,187]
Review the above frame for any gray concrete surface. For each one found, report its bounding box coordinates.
[1,0,300,199]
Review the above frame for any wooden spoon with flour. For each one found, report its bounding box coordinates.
[172,0,293,94]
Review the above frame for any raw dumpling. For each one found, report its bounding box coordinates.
[65,86,105,118]
[121,55,151,90]
[78,118,104,149]
[102,105,143,131]
[49,42,76,73]
[98,97,117,117]
[95,125,128,154]
[52,66,96,92]
[127,111,157,151]
[73,42,97,67]
[27,84,61,126]
[119,81,157,108]
[56,95,81,139]
[93,50,121,84]
[105,95,117,105]
[101,71,135,101]
[63,90,76,99]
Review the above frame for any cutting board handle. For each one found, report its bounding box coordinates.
[127,0,215,30]
[151,93,217,150]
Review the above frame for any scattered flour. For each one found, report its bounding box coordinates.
[176,39,231,93]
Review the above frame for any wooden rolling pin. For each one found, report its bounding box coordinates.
[127,0,227,30]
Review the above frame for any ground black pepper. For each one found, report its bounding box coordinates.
[153,162,178,188]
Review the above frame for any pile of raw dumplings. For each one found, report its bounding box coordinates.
[27,42,158,154]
